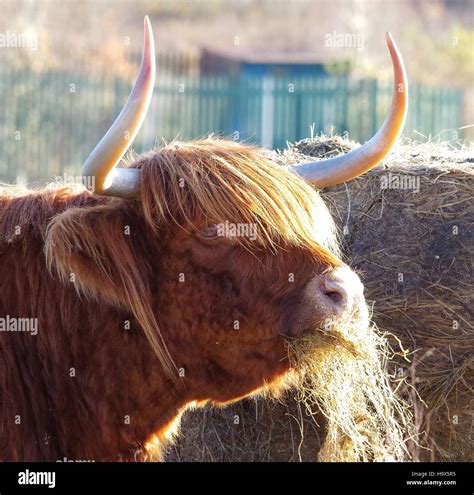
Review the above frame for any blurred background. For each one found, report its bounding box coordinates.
[0,0,472,182]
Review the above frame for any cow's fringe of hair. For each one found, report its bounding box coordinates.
[129,138,341,263]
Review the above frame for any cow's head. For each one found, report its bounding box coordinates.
[46,17,408,435]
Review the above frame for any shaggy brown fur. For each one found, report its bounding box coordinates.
[0,138,343,461]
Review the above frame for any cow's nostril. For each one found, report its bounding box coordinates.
[322,278,349,309]
[313,267,364,315]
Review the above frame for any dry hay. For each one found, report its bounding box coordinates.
[166,135,473,462]
[288,316,413,462]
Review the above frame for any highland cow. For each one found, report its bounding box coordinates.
[0,18,410,461]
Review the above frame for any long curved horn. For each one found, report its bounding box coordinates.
[290,32,408,188]
[81,16,155,197]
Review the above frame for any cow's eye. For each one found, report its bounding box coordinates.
[200,224,219,239]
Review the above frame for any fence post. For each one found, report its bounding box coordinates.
[415,83,421,132]
[229,75,242,140]
[341,74,349,135]
[261,74,274,149]
[457,89,465,140]
[371,78,378,136]
[295,84,302,143]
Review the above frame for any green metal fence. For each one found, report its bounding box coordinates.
[0,68,464,182]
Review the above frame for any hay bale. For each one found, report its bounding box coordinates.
[166,136,473,462]
[167,400,327,462]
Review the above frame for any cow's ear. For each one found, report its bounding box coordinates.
[44,205,175,376]
[44,204,150,308]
